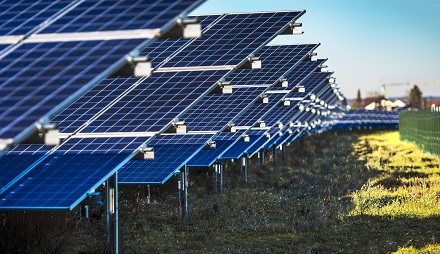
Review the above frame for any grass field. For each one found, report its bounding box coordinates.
[114,131,440,253]
[1,131,439,253]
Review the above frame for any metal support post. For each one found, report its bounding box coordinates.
[258,150,265,164]
[106,173,118,253]
[147,185,151,204]
[272,146,277,165]
[213,164,218,193]
[241,156,248,183]
[183,165,189,218]
[280,144,285,160]
[178,170,183,218]
[219,161,224,192]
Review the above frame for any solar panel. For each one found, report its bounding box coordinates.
[234,92,286,127]
[119,134,212,184]
[231,60,326,128]
[229,44,317,86]
[187,139,235,167]
[139,14,222,67]
[159,11,305,68]
[182,86,267,132]
[178,44,318,132]
[275,129,294,147]
[247,135,270,155]
[269,59,325,91]
[0,0,72,36]
[261,128,283,149]
[56,70,228,134]
[221,134,264,159]
[39,0,203,33]
[332,110,399,130]
[263,103,297,127]
[0,145,50,191]
[264,79,332,126]
[0,39,143,140]
[0,136,145,210]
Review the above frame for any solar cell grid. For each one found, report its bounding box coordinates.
[187,139,235,167]
[0,136,145,209]
[39,0,202,34]
[247,129,268,136]
[160,11,304,68]
[228,44,317,86]
[183,86,267,132]
[0,0,71,36]
[74,70,228,134]
[234,92,286,127]
[140,14,221,67]
[0,151,131,209]
[0,39,143,139]
[247,135,270,155]
[269,59,325,91]
[214,130,246,141]
[221,134,263,159]
[263,103,297,126]
[0,146,48,191]
[52,77,135,133]
[151,134,213,145]
[119,143,203,184]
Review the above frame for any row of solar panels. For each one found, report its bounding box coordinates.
[332,109,399,130]
[0,0,345,210]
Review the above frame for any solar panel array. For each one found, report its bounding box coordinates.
[0,1,347,211]
[332,109,399,130]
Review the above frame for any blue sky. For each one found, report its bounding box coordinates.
[192,0,440,99]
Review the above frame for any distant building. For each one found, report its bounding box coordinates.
[364,98,406,111]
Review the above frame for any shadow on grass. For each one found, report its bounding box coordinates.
[332,214,440,253]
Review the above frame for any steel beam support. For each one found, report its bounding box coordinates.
[106,173,118,253]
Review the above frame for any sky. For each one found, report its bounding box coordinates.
[192,0,440,99]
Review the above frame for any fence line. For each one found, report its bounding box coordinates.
[399,107,440,157]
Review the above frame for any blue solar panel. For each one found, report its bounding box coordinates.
[0,39,143,140]
[119,133,212,184]
[0,145,50,191]
[275,129,293,147]
[160,11,304,68]
[0,137,145,210]
[140,14,221,67]
[332,110,399,130]
[152,133,214,145]
[39,0,203,33]
[187,140,235,167]
[221,134,265,159]
[183,86,267,131]
[214,131,246,141]
[234,92,286,127]
[229,44,317,86]
[247,135,270,155]
[262,128,283,149]
[0,0,71,36]
[56,70,228,134]
[231,60,327,128]
[120,143,201,184]
[269,59,325,91]
[263,103,297,127]
[179,45,318,132]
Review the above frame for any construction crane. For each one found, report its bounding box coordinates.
[380,80,440,98]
